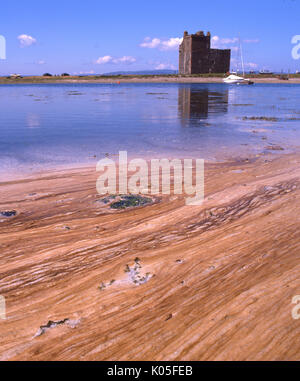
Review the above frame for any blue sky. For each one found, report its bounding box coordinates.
[0,0,300,75]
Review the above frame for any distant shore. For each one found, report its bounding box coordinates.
[1,75,300,84]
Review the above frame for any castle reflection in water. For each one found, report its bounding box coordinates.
[178,86,229,127]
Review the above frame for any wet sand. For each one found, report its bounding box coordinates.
[0,151,299,361]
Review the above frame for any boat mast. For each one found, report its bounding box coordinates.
[239,34,245,77]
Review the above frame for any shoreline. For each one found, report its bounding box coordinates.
[1,76,300,85]
[0,151,300,360]
[0,148,295,184]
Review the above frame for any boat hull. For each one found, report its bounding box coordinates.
[223,79,254,85]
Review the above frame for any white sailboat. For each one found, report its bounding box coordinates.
[223,36,254,85]
[223,74,253,84]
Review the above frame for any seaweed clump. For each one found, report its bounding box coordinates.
[110,195,152,210]
[242,116,279,122]
[124,258,153,285]
[0,210,17,218]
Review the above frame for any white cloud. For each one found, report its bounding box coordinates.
[211,36,219,43]
[155,63,176,70]
[140,37,183,51]
[140,37,161,49]
[96,55,113,64]
[18,34,36,47]
[114,56,136,64]
[211,36,237,49]
[212,36,259,49]
[220,37,239,44]
[161,38,183,51]
[95,55,136,65]
[37,60,46,65]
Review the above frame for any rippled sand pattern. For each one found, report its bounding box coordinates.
[0,153,299,360]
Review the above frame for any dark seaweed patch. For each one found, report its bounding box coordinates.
[101,195,117,204]
[0,210,17,218]
[34,318,80,337]
[232,104,254,107]
[110,195,152,210]
[146,92,169,95]
[242,116,279,122]
[35,319,69,337]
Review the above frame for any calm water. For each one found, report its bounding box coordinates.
[0,83,300,177]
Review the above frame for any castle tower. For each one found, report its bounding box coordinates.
[179,30,231,75]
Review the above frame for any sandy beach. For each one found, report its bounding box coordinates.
[0,150,299,360]
[2,0,300,368]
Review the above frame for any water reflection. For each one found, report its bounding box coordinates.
[178,86,229,126]
[26,113,40,129]
[1,83,299,176]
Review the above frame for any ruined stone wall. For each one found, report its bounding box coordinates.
[179,35,192,74]
[209,49,231,74]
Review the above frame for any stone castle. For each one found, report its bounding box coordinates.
[179,30,231,74]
